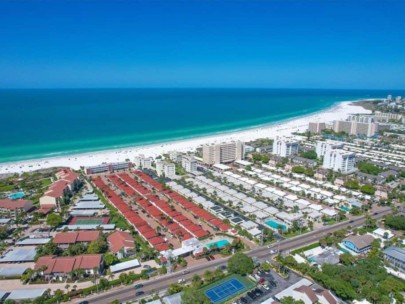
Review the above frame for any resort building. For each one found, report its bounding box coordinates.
[85,162,132,174]
[169,151,182,163]
[308,122,326,134]
[156,161,176,178]
[374,111,403,122]
[383,246,405,273]
[181,155,197,173]
[272,138,299,157]
[202,141,244,165]
[107,231,136,259]
[332,120,379,137]
[322,149,356,173]
[342,234,375,254]
[315,141,344,158]
[35,254,103,280]
[134,154,153,169]
[0,199,34,214]
[39,168,79,211]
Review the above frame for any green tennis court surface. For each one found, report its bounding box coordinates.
[75,219,103,225]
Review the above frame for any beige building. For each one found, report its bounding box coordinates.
[308,122,326,134]
[202,141,244,165]
[333,120,379,137]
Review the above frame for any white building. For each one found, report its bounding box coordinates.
[156,161,176,178]
[322,149,356,173]
[181,155,197,173]
[202,141,244,165]
[134,154,153,169]
[315,141,344,158]
[272,138,299,157]
[169,151,182,163]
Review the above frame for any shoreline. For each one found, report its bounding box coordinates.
[0,100,372,174]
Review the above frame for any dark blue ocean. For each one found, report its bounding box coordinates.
[0,88,402,163]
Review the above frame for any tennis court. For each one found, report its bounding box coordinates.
[69,216,110,225]
[202,275,255,304]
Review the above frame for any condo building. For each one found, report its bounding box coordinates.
[322,149,356,173]
[308,122,326,134]
[272,138,299,157]
[316,141,344,158]
[202,141,244,165]
[181,155,197,173]
[156,161,176,178]
[333,120,379,137]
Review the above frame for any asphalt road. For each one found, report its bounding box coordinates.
[77,208,391,304]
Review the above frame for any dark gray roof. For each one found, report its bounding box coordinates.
[383,246,405,262]
[343,235,374,250]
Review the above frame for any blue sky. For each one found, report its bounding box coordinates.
[0,0,404,89]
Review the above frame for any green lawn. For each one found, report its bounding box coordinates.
[200,274,255,304]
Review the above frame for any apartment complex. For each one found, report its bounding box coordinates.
[202,141,244,165]
[315,141,344,157]
[322,149,356,173]
[85,162,132,175]
[374,111,403,122]
[134,155,153,169]
[308,122,326,134]
[156,161,176,178]
[272,138,299,157]
[181,155,197,173]
[333,120,379,137]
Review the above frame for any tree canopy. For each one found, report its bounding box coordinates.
[46,213,63,227]
[360,184,376,195]
[385,215,405,231]
[227,253,254,275]
[301,150,317,159]
[181,287,210,304]
[357,162,382,175]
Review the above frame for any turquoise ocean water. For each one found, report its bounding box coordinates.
[0,88,403,163]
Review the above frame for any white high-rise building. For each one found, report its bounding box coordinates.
[272,138,299,157]
[156,160,176,178]
[316,141,344,157]
[322,149,356,173]
[169,151,182,163]
[202,141,244,165]
[181,155,197,173]
[134,154,153,169]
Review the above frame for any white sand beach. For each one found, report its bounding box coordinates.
[0,101,371,174]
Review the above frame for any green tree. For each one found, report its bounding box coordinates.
[104,253,118,266]
[280,296,305,304]
[301,150,317,159]
[360,184,376,195]
[227,253,254,276]
[87,235,108,254]
[292,166,305,174]
[339,253,355,265]
[46,213,63,227]
[344,179,359,190]
[191,274,203,288]
[181,287,210,304]
[168,283,183,295]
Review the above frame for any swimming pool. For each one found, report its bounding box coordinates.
[8,192,25,200]
[265,220,287,230]
[339,206,351,212]
[205,239,230,249]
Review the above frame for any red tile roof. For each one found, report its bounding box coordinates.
[35,254,102,274]
[0,199,33,211]
[53,231,100,244]
[107,231,135,254]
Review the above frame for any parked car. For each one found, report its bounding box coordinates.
[135,291,145,297]
[134,283,144,289]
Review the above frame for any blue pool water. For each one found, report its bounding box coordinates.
[339,206,351,212]
[8,192,25,200]
[205,278,245,303]
[265,220,287,230]
[205,239,230,249]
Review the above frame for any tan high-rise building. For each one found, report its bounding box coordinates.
[202,141,244,165]
[333,120,378,137]
[308,122,326,134]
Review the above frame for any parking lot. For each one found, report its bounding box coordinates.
[234,267,302,304]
